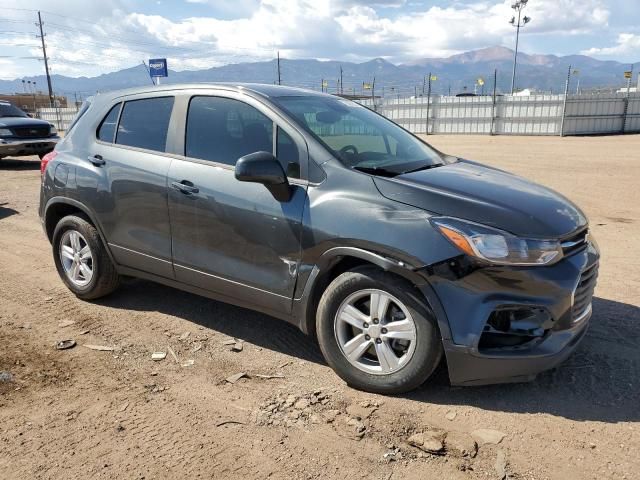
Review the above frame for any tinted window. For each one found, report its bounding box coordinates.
[276,127,300,178]
[186,96,273,166]
[116,97,174,152]
[97,103,121,143]
[273,96,443,176]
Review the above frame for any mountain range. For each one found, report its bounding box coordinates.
[0,46,636,98]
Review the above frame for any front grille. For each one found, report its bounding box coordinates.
[572,262,598,322]
[12,126,51,138]
[561,228,589,256]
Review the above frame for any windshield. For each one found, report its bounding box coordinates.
[272,95,443,176]
[0,103,28,118]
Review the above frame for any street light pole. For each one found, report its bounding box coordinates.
[509,0,531,95]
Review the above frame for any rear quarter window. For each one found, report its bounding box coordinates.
[96,103,121,143]
[66,99,92,134]
[115,97,174,152]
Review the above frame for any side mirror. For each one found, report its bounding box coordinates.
[235,151,291,202]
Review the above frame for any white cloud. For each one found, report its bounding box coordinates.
[0,0,618,79]
[582,33,640,57]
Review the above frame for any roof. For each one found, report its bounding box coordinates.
[97,83,329,101]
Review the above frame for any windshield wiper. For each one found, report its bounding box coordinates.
[401,163,444,175]
[352,166,400,178]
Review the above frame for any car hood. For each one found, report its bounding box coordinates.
[373,160,587,238]
[0,117,51,128]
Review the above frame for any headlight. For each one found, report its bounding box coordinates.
[49,124,57,135]
[431,217,563,266]
[0,128,12,137]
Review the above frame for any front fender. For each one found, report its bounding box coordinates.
[291,245,454,343]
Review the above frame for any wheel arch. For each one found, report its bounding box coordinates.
[44,197,117,265]
[293,247,435,337]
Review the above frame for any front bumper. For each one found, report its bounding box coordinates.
[421,239,600,386]
[0,136,59,157]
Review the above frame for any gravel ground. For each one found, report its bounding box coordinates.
[0,134,638,479]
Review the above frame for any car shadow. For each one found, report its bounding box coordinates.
[407,296,640,424]
[0,157,41,170]
[96,277,325,364]
[98,282,639,423]
[0,203,19,220]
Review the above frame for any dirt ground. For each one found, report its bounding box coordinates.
[0,135,638,480]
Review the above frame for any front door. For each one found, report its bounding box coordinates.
[167,94,308,314]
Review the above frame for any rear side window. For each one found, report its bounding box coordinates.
[116,97,174,152]
[97,103,121,143]
[186,96,273,166]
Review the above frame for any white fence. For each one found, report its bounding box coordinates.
[362,93,640,136]
[36,107,79,131]
[37,94,640,137]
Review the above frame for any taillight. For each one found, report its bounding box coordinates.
[41,151,57,176]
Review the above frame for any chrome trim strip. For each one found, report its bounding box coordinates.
[174,263,290,299]
[561,239,585,249]
[572,303,592,324]
[108,243,173,264]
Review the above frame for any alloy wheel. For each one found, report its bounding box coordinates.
[334,289,417,375]
[59,230,94,287]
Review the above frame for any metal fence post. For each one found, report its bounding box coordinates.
[560,65,571,137]
[425,73,432,135]
[490,69,497,135]
[621,64,634,133]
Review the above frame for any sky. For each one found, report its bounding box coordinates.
[0,0,638,80]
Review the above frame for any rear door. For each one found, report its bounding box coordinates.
[167,92,308,315]
[88,95,176,278]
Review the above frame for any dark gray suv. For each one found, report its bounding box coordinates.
[39,84,599,393]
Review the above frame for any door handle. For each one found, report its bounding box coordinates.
[88,154,105,166]
[171,180,199,195]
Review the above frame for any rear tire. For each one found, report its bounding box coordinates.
[316,266,442,394]
[52,215,120,300]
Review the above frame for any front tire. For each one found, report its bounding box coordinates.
[52,215,120,300]
[316,266,443,394]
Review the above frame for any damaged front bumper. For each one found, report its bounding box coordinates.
[419,238,600,386]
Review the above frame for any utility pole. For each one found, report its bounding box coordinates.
[340,66,343,95]
[371,76,375,106]
[509,0,531,95]
[36,11,54,107]
[277,51,281,85]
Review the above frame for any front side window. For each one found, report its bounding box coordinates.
[97,103,121,143]
[186,96,273,167]
[115,97,174,152]
[272,95,443,177]
[276,127,300,178]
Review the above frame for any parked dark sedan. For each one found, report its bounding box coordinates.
[0,101,59,161]
[38,84,599,394]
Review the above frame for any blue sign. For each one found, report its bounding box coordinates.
[149,58,168,77]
